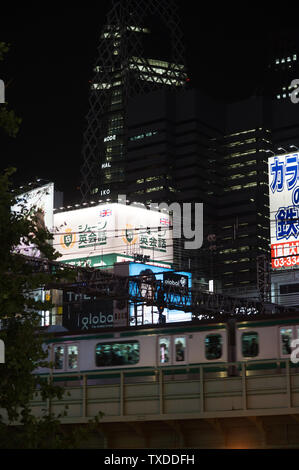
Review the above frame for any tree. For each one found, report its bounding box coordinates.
[0,169,83,448]
[0,44,100,448]
[0,42,21,137]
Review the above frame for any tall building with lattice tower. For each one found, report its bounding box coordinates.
[80,0,187,202]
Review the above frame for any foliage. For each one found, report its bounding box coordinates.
[0,42,103,448]
[0,42,22,137]
[0,168,86,447]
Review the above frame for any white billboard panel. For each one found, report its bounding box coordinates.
[53,203,173,265]
[269,152,299,269]
[11,183,54,257]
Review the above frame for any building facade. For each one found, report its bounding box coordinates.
[80,0,187,202]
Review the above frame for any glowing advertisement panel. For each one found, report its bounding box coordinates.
[129,263,192,325]
[11,183,54,257]
[53,203,173,265]
[269,153,299,269]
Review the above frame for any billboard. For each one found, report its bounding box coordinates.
[53,203,173,265]
[269,153,299,269]
[129,262,192,325]
[62,291,113,331]
[11,183,54,257]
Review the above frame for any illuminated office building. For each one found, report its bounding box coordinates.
[80,0,187,202]
[126,87,224,279]
[217,100,272,294]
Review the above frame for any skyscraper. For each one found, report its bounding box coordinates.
[80,0,187,202]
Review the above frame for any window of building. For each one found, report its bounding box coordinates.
[146,186,164,193]
[242,332,259,357]
[95,341,140,367]
[205,334,222,360]
[280,284,299,295]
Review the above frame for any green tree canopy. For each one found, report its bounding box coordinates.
[0,169,80,448]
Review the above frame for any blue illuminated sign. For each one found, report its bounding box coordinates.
[129,263,192,326]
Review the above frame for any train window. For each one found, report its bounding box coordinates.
[67,345,78,370]
[205,334,222,360]
[242,332,259,357]
[174,337,186,362]
[95,341,139,367]
[54,345,65,370]
[280,328,293,355]
[159,337,170,364]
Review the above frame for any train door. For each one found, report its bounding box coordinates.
[157,336,187,365]
[173,336,187,364]
[279,326,295,358]
[52,343,79,371]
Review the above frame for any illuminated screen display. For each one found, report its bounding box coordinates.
[11,183,54,257]
[129,262,192,325]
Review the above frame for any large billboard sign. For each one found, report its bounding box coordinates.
[11,183,54,257]
[269,153,299,269]
[54,203,173,265]
[129,263,192,325]
[62,291,114,331]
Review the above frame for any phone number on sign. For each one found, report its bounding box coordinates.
[272,256,299,268]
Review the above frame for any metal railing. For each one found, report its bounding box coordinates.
[31,359,299,422]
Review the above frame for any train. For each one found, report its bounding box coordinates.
[36,314,299,383]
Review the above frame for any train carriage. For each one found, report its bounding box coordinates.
[235,316,299,373]
[37,322,229,383]
[36,315,299,384]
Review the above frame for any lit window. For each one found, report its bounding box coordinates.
[146,186,164,193]
[68,345,79,370]
[54,345,65,370]
[95,341,140,367]
[242,332,259,358]
[174,337,186,362]
[159,337,170,364]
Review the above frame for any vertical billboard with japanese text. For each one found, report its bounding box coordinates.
[11,183,54,257]
[53,203,173,266]
[269,153,299,269]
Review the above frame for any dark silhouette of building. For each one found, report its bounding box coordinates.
[80,0,187,202]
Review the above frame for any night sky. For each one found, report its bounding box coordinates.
[1,4,298,205]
